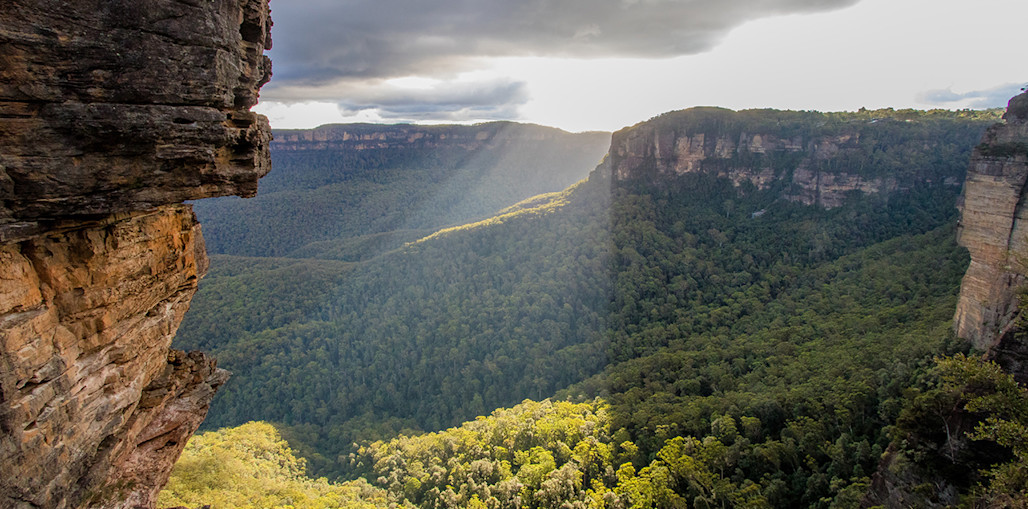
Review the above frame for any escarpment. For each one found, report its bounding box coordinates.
[608,107,989,208]
[272,121,608,152]
[0,0,272,508]
[953,91,1028,377]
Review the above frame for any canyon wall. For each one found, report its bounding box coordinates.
[953,91,1028,374]
[862,92,1028,508]
[0,0,272,507]
[606,108,982,208]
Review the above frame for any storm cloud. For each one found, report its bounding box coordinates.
[264,0,860,99]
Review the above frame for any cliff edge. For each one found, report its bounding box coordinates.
[0,1,272,507]
[607,107,992,208]
[953,91,1028,378]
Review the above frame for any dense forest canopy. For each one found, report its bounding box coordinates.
[159,422,405,509]
[193,122,610,259]
[169,108,1028,506]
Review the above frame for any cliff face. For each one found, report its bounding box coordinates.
[859,93,1028,509]
[607,108,976,208]
[0,1,272,508]
[0,0,271,235]
[953,92,1028,369]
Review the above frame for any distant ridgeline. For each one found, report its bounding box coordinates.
[174,107,1004,506]
[193,121,611,259]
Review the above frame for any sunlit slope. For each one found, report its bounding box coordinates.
[350,225,968,508]
[176,171,614,476]
[159,422,406,509]
[179,183,964,482]
[175,218,969,507]
[193,122,610,259]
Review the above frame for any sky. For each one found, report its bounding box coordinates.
[255,0,1027,133]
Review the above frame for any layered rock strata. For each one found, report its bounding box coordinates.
[864,96,1028,505]
[0,0,272,237]
[607,109,966,208]
[953,92,1028,352]
[0,0,272,507]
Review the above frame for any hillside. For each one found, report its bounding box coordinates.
[193,122,610,259]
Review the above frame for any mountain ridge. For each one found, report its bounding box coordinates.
[193,121,611,259]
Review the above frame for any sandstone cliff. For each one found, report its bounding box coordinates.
[0,0,272,507]
[859,92,1028,509]
[953,91,1028,374]
[607,107,989,208]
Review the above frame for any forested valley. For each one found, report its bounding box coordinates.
[165,108,1028,507]
[193,122,611,260]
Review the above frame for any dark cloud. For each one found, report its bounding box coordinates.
[265,0,861,91]
[919,83,1025,109]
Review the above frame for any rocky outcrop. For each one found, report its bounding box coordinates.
[0,0,272,240]
[0,0,272,507]
[607,108,976,208]
[953,92,1028,369]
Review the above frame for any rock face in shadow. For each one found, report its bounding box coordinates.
[0,0,272,507]
[0,0,272,240]
[953,92,1028,356]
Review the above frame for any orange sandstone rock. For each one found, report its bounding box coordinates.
[0,0,272,507]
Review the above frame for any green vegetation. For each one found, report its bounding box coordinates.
[955,355,1028,505]
[876,352,1028,507]
[588,222,969,505]
[977,141,1028,158]
[158,422,406,509]
[194,123,609,259]
[357,397,771,508]
[181,173,612,475]
[359,399,620,508]
[171,109,1018,506]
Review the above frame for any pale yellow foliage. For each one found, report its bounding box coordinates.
[413,179,586,244]
[158,421,405,509]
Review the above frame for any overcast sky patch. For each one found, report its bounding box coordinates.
[265,0,860,97]
[256,0,1028,131]
[918,83,1026,109]
[328,78,530,122]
